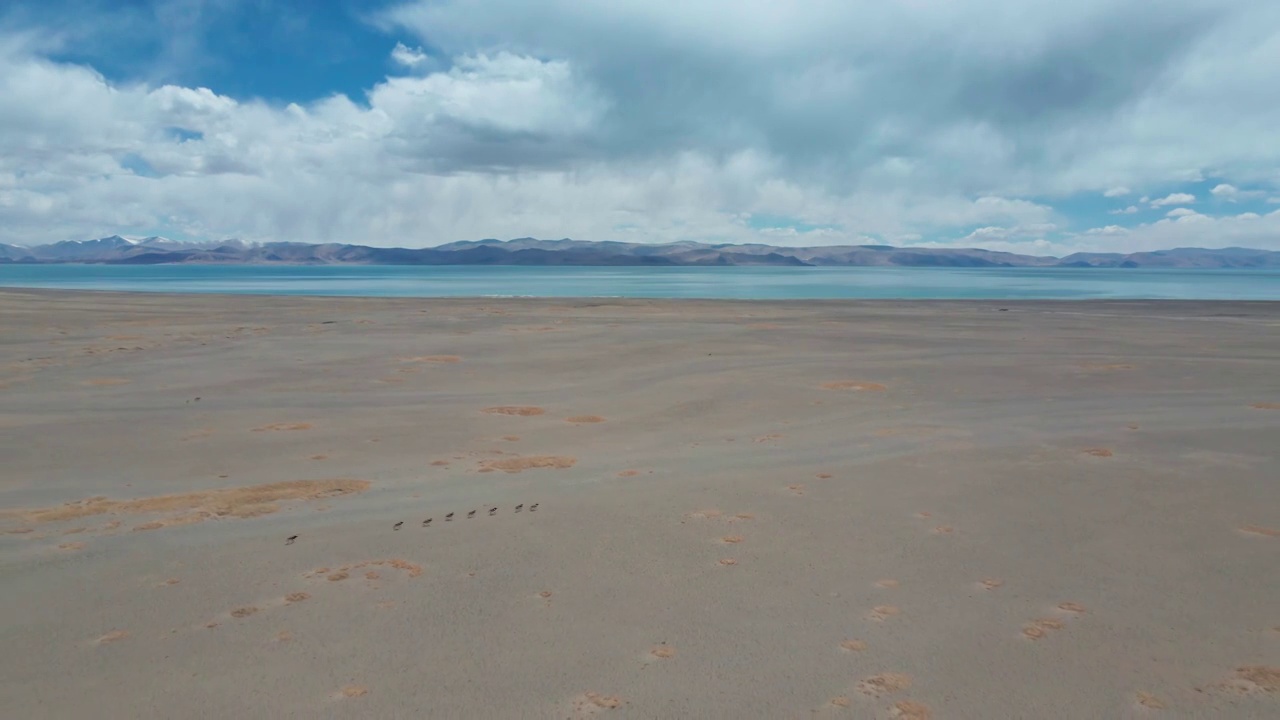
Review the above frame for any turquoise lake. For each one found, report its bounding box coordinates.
[0,264,1277,300]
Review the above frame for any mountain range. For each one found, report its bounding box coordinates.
[1,236,1277,269]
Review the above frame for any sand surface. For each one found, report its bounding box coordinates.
[1,289,1278,718]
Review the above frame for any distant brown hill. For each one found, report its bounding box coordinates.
[2,236,1277,268]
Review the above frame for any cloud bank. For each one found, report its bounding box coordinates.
[1,0,1279,252]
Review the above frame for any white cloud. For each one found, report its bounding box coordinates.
[1209,182,1266,201]
[3,1,1280,252]
[1150,192,1196,207]
[1085,224,1129,235]
[391,42,430,69]
[1166,207,1197,217]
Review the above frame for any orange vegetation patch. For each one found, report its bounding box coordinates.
[400,355,461,363]
[1023,617,1065,639]
[840,639,867,652]
[581,692,622,709]
[252,423,313,432]
[870,605,901,621]
[341,685,368,698]
[430,460,450,466]
[718,558,738,566]
[875,579,900,589]
[1136,692,1166,709]
[1240,525,1280,537]
[891,700,933,719]
[502,435,521,441]
[1250,403,1280,410]
[306,559,423,581]
[1082,448,1113,457]
[479,455,576,473]
[857,673,912,697]
[96,630,128,644]
[981,578,1004,590]
[816,473,833,479]
[82,378,130,386]
[822,381,887,392]
[57,542,85,551]
[1235,666,1279,692]
[285,592,310,603]
[230,606,259,618]
[566,415,606,424]
[649,645,676,659]
[617,470,640,477]
[720,535,744,544]
[481,406,545,416]
[11,479,370,526]
[1058,602,1087,614]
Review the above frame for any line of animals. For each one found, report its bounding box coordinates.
[284,503,538,545]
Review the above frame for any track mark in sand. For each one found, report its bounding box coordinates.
[875,579,899,589]
[568,692,624,716]
[869,605,901,622]
[400,355,461,363]
[822,381,887,392]
[230,606,259,618]
[57,541,85,551]
[754,433,784,443]
[857,673,912,697]
[96,630,128,644]
[1082,448,1113,457]
[980,578,1004,591]
[1057,602,1087,614]
[1239,525,1280,538]
[11,479,370,526]
[1251,403,1280,410]
[566,415,606,424]
[1079,362,1134,371]
[481,405,545,416]
[307,559,423,582]
[478,455,576,473]
[1136,692,1166,709]
[4,527,34,535]
[840,639,867,652]
[285,592,309,604]
[718,558,738,566]
[82,377,130,386]
[252,423,312,432]
[890,700,932,719]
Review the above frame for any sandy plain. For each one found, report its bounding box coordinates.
[0,289,1278,718]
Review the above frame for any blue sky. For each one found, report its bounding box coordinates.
[1,0,1279,252]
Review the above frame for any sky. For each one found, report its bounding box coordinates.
[1,0,1279,254]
